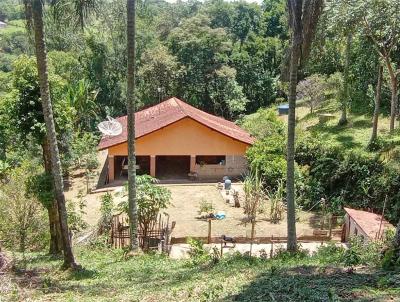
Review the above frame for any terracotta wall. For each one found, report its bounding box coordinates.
[108,117,249,156]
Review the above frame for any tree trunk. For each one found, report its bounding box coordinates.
[339,32,352,126]
[32,0,77,269]
[286,0,302,253]
[370,64,383,144]
[383,56,398,132]
[42,140,63,255]
[395,219,400,249]
[127,0,139,252]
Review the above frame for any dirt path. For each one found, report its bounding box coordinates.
[165,184,317,239]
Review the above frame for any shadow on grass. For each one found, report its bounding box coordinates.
[335,135,363,149]
[225,266,394,302]
[68,267,99,280]
[352,119,372,129]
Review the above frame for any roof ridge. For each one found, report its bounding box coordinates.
[172,97,189,116]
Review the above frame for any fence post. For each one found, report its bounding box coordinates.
[207,219,212,244]
[328,214,332,239]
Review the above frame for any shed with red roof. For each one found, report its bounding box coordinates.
[342,207,394,242]
[98,97,254,183]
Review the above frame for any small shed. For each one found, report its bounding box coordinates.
[0,21,6,29]
[342,207,394,242]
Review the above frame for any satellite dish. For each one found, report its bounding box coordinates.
[98,116,122,136]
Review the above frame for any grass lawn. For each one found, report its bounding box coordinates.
[2,247,399,302]
[292,104,400,154]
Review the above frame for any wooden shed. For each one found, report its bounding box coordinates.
[342,207,394,242]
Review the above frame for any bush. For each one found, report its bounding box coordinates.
[67,190,88,235]
[198,199,214,215]
[98,193,114,236]
[295,134,400,221]
[0,160,48,252]
[187,238,209,265]
[316,237,384,267]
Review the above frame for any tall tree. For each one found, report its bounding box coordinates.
[286,0,323,252]
[30,0,77,268]
[328,0,360,125]
[370,64,383,144]
[359,0,400,132]
[126,0,139,252]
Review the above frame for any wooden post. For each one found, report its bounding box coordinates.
[190,155,196,172]
[250,219,255,256]
[328,214,332,239]
[207,219,212,244]
[270,235,274,258]
[108,155,115,183]
[150,155,156,177]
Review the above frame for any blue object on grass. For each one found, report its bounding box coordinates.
[278,104,289,115]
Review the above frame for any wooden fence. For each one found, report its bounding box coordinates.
[110,212,175,253]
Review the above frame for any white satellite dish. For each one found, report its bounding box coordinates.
[98,116,122,136]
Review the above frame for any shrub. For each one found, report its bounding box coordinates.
[67,190,88,235]
[98,192,114,236]
[198,199,214,215]
[187,238,209,264]
[315,242,346,264]
[119,175,171,250]
[0,160,48,252]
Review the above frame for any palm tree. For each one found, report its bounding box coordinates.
[286,0,303,253]
[126,0,139,252]
[30,0,77,268]
[286,0,323,252]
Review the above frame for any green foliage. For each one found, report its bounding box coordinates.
[316,237,384,267]
[240,107,285,139]
[0,160,48,252]
[187,237,209,265]
[67,190,88,234]
[98,193,114,236]
[26,172,54,209]
[4,245,400,301]
[69,131,99,170]
[138,45,181,106]
[198,199,214,215]
[119,175,171,248]
[295,134,400,221]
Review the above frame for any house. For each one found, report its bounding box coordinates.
[98,97,254,183]
[0,21,7,29]
[342,207,394,242]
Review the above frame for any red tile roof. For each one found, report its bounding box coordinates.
[344,207,394,239]
[98,97,254,150]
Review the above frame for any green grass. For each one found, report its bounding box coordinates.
[295,103,400,154]
[2,247,399,302]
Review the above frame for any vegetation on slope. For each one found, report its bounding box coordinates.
[1,246,399,302]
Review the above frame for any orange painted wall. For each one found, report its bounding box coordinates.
[108,117,249,156]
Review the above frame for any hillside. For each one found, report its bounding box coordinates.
[1,247,399,302]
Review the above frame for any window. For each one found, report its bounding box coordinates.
[196,155,226,165]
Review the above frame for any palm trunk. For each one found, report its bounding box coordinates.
[286,0,302,253]
[32,0,77,269]
[42,141,63,255]
[127,0,139,252]
[339,32,351,126]
[370,64,383,144]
